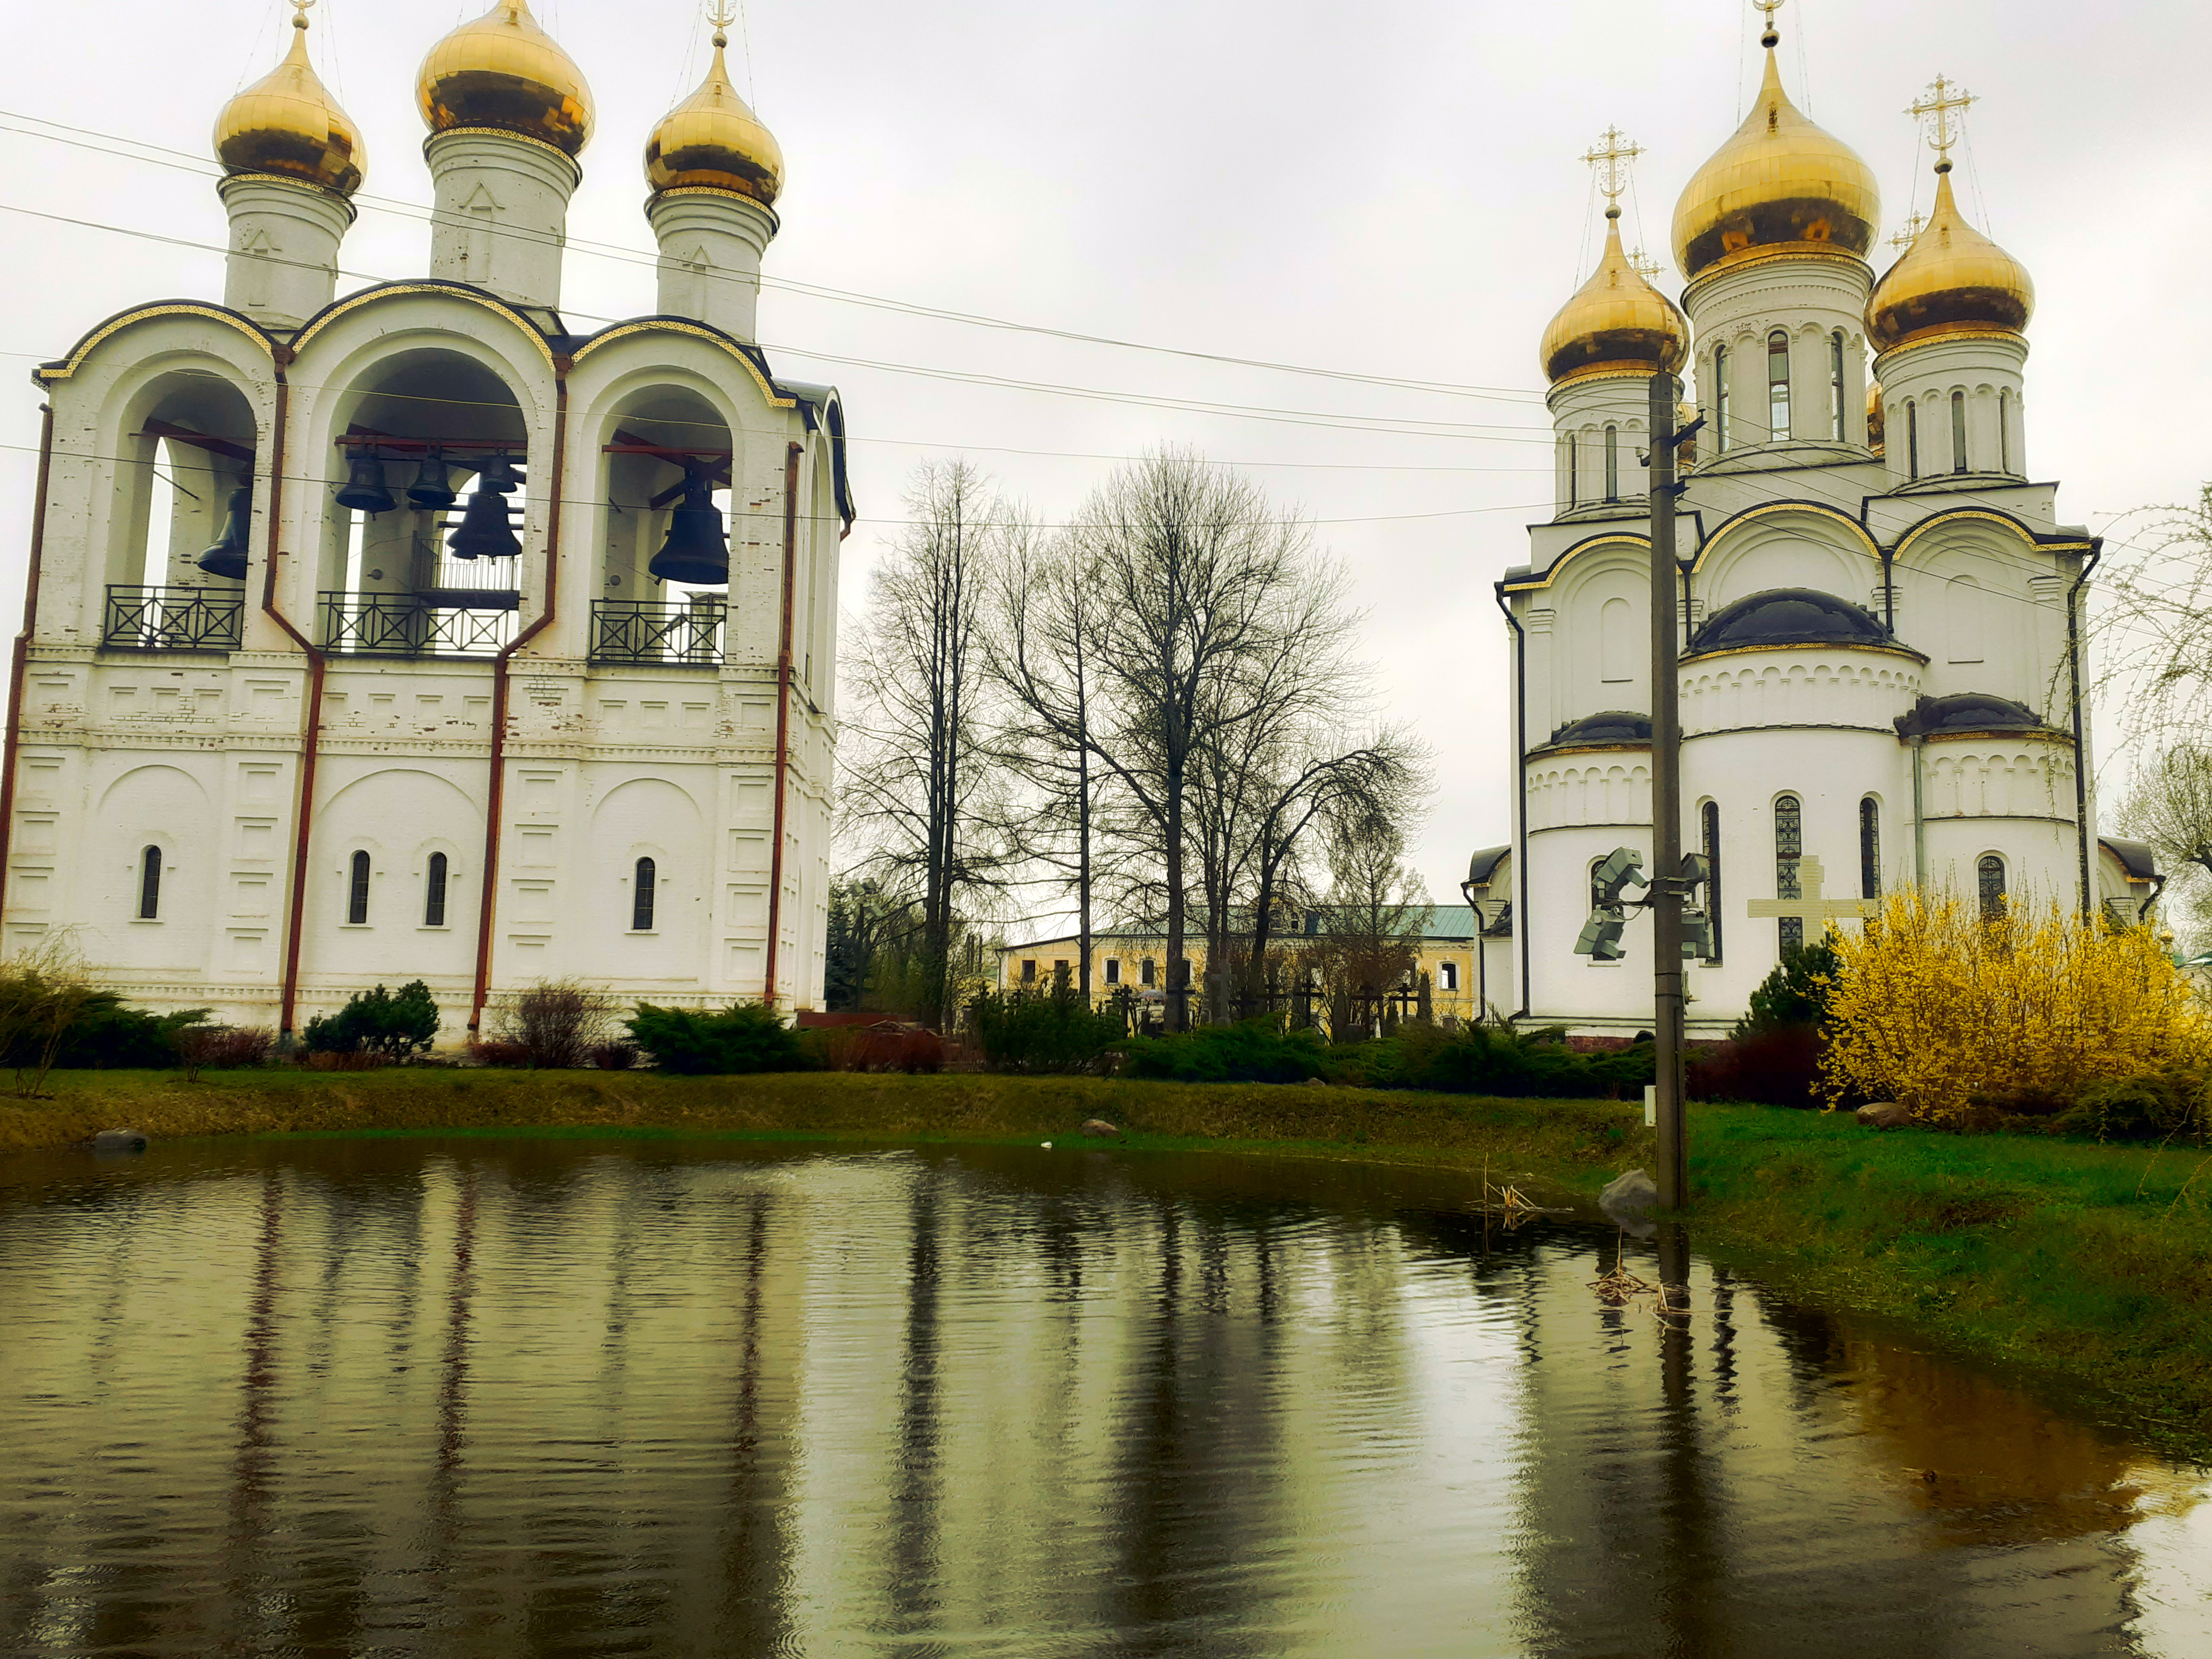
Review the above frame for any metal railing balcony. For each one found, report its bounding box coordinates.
[102,585,244,653]
[318,592,515,659]
[589,598,725,666]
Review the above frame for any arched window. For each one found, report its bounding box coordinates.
[424,852,449,928]
[1774,794,1804,959]
[1905,399,1920,479]
[1714,346,1731,453]
[1998,388,2013,473]
[1767,330,1792,440]
[347,850,371,925]
[1978,854,2007,918]
[1562,433,1578,508]
[1859,798,1881,900]
[1702,800,1723,963]
[1604,425,1619,502]
[1951,390,1969,473]
[137,846,161,921]
[632,856,657,932]
[1829,331,1848,440]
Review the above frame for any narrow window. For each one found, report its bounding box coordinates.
[424,851,449,928]
[1906,399,1920,479]
[1767,331,1792,440]
[1829,331,1847,440]
[1104,958,1120,985]
[1978,854,2007,919]
[1603,425,1619,502]
[1021,959,1037,983]
[138,846,162,920]
[1714,346,1731,452]
[1564,433,1578,509]
[1774,795,1804,959]
[1999,388,2013,473]
[1440,961,1459,992]
[1859,798,1881,900]
[1702,801,1723,963]
[632,857,657,932]
[1141,956,1156,987]
[1951,390,1969,474]
[347,850,371,925]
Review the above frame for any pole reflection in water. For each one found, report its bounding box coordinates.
[0,1138,2206,1658]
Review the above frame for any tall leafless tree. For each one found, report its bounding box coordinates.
[1069,450,1349,1029]
[841,460,1003,1026]
[1310,810,1431,1040]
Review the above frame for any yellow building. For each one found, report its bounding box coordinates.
[994,905,1494,1024]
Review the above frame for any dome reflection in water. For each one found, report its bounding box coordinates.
[0,1138,2204,1657]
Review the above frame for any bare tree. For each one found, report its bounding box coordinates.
[1310,811,1430,1040]
[2113,743,2212,938]
[1069,450,1344,1029]
[841,460,1004,1026]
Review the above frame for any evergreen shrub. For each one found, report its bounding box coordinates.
[301,981,440,1059]
[625,1002,810,1075]
[34,995,212,1070]
[1121,1019,1328,1084]
[1335,1021,1653,1098]
[969,990,1124,1075]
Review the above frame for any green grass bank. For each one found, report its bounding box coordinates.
[5,1068,2210,1461]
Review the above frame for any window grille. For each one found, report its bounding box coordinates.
[1767,331,1792,440]
[1702,801,1723,963]
[1859,799,1881,900]
[633,857,657,932]
[1978,854,2007,918]
[1775,795,1803,958]
[1951,390,1969,473]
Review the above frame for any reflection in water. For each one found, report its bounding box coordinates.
[0,1138,2204,1658]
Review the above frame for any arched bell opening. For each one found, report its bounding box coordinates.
[317,348,528,660]
[593,385,735,667]
[101,368,259,653]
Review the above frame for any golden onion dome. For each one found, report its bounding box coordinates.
[1671,21,1879,281]
[645,26,783,203]
[419,0,593,158]
[1866,165,2033,352]
[1539,207,1688,385]
[213,8,364,197]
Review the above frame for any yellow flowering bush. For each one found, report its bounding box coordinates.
[1819,890,2211,1124]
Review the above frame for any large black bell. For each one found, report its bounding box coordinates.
[334,451,395,514]
[474,453,521,494]
[647,474,729,586]
[406,452,457,511]
[446,483,520,561]
[197,485,251,581]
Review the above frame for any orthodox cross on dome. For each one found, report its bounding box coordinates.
[1909,73,1976,168]
[1744,857,1873,928]
[1581,126,1644,213]
[1889,210,1929,251]
[1627,248,1663,280]
[289,0,313,26]
[1753,0,1784,44]
[708,1,738,46]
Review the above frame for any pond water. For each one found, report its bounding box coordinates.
[0,1135,2207,1657]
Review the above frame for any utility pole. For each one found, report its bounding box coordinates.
[1647,371,1689,1210]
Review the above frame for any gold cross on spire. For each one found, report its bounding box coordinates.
[1581,126,1643,207]
[707,1,737,46]
[1908,73,1976,167]
[1753,0,1785,21]
[1889,210,1928,251]
[1627,248,1663,280]
[290,0,315,26]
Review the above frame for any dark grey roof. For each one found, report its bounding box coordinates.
[1544,710,1651,748]
[1894,692,2055,738]
[1686,588,1911,659]
[2101,838,2159,881]
[1466,843,1511,886]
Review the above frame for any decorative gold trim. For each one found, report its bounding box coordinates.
[1683,243,1871,303]
[1549,362,1658,391]
[649,184,781,233]
[35,303,275,383]
[1874,322,2026,362]
[290,282,558,370]
[1529,741,1653,759]
[1682,640,1929,666]
[421,124,582,171]
[1687,498,1879,574]
[569,319,794,407]
[1919,726,2071,745]
[1501,532,1650,592]
[216,170,358,223]
[1892,507,2089,564]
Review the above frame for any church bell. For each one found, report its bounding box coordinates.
[647,473,729,586]
[406,451,457,511]
[196,485,251,581]
[446,481,521,561]
[474,453,521,494]
[334,450,396,514]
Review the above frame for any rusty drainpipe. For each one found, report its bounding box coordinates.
[253,356,338,1042]
[763,439,802,1008]
[0,403,58,921]
[469,366,569,1034]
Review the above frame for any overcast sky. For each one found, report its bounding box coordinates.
[1,0,2204,920]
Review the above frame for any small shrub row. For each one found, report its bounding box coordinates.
[970,990,1124,1075]
[625,1002,810,1075]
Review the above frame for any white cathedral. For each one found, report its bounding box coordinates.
[1464,13,2162,1038]
[2,1,849,1037]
